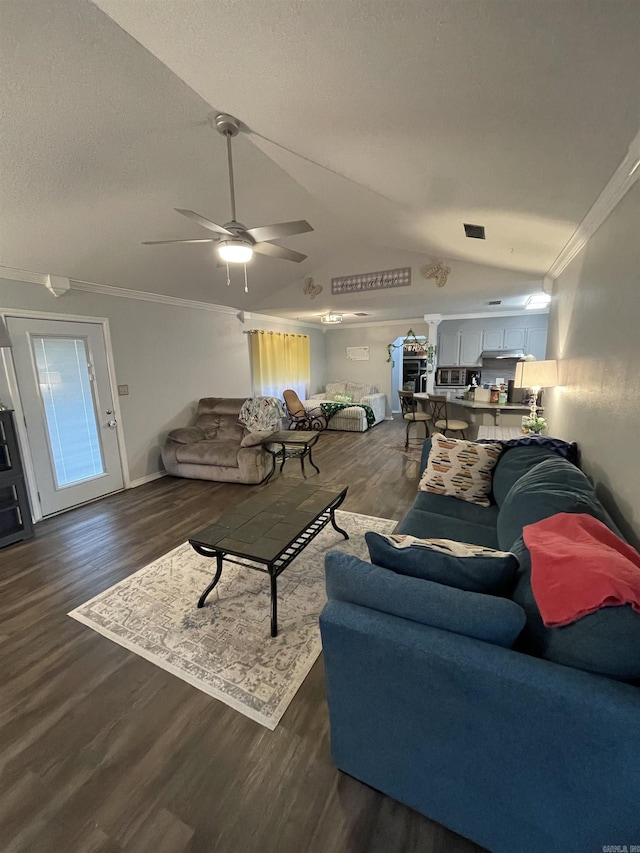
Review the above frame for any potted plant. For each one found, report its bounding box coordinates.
[522,414,548,434]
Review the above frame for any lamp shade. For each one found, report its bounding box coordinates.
[0,317,12,348]
[515,359,558,389]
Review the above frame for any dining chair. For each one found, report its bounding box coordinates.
[427,394,469,439]
[398,390,432,448]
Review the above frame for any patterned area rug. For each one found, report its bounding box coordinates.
[68,510,396,730]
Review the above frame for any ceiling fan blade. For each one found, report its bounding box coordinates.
[253,242,308,263]
[244,220,313,243]
[142,238,218,245]
[174,209,233,236]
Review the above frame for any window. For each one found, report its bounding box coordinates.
[248,331,310,400]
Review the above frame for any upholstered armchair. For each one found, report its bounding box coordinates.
[161,397,272,484]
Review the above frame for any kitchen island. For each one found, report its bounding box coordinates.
[413,393,533,437]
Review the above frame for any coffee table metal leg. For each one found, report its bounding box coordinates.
[197,551,224,608]
[270,571,278,637]
[329,490,349,540]
[307,444,320,475]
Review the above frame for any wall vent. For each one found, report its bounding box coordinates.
[464,223,486,239]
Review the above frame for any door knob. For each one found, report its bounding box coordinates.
[107,420,117,428]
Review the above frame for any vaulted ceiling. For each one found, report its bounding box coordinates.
[1,0,638,324]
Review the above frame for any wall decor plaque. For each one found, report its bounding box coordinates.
[331,267,411,295]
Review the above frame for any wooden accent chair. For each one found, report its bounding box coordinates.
[283,389,328,431]
[398,390,432,448]
[427,394,469,439]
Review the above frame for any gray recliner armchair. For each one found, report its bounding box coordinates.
[161,397,272,484]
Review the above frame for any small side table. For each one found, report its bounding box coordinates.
[261,430,321,480]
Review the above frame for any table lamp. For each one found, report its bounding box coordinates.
[514,359,558,417]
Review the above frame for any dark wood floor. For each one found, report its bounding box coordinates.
[0,419,487,853]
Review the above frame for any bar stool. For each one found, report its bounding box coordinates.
[398,390,432,448]
[427,394,469,439]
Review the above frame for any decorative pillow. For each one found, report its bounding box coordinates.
[333,392,354,404]
[325,551,526,648]
[419,433,502,507]
[240,429,274,447]
[365,532,518,593]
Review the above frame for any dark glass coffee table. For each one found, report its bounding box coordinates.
[189,482,349,637]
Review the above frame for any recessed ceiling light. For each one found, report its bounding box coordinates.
[464,223,486,239]
[526,293,551,309]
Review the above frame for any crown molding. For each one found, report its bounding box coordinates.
[319,316,428,331]
[69,279,238,315]
[438,308,549,321]
[0,266,47,285]
[244,311,320,331]
[547,127,640,281]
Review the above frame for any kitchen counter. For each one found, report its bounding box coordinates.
[413,393,535,431]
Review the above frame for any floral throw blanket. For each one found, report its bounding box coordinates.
[319,401,376,428]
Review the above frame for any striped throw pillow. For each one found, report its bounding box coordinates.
[419,433,502,506]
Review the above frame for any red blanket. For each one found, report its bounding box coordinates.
[523,512,640,627]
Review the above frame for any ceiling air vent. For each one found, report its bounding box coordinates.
[353,312,369,316]
[488,300,502,305]
[464,223,486,239]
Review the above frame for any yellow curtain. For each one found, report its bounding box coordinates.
[248,331,310,399]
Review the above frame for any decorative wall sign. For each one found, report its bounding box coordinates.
[346,346,370,361]
[331,267,411,295]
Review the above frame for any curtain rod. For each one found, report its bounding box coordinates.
[243,329,309,338]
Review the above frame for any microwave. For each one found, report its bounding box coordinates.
[436,368,480,387]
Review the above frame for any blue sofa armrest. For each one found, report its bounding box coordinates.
[325,551,525,647]
[319,600,640,853]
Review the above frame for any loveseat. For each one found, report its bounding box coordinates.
[320,438,640,852]
[303,381,386,432]
[161,397,272,484]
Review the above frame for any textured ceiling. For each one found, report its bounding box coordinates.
[1,0,638,323]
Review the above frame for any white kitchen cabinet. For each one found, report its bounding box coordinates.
[526,327,547,360]
[437,332,460,366]
[504,327,526,350]
[459,331,482,365]
[482,329,504,351]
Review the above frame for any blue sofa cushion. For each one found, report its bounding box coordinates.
[496,456,619,551]
[412,490,500,528]
[491,445,562,507]
[325,551,526,647]
[365,532,518,593]
[510,537,640,682]
[396,507,500,548]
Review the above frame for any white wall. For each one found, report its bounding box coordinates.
[321,320,430,416]
[0,278,325,482]
[546,182,640,545]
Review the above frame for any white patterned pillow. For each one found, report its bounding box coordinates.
[419,433,502,506]
[346,381,377,402]
[325,381,347,398]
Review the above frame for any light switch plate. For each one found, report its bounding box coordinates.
[117,385,129,396]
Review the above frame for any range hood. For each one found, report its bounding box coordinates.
[480,350,525,360]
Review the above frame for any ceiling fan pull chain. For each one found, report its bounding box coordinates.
[226,262,231,287]
[244,263,249,293]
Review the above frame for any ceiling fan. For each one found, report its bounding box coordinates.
[143,114,313,271]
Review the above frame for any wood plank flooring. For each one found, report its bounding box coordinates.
[0,419,487,853]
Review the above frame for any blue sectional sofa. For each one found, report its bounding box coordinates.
[319,439,640,853]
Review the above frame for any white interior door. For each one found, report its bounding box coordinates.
[7,317,124,516]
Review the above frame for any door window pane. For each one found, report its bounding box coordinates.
[32,336,104,487]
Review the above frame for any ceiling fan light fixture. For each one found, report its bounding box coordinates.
[321,313,343,325]
[217,240,254,264]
